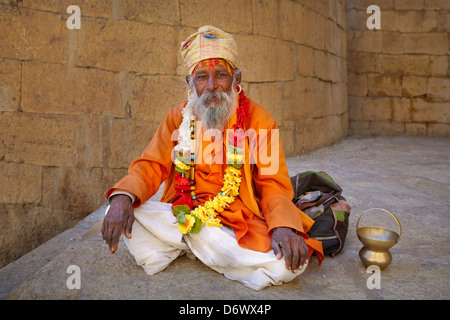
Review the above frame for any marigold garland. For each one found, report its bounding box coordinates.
[172,90,249,234]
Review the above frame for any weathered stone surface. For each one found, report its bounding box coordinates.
[382,31,405,54]
[0,6,66,63]
[104,119,160,169]
[402,33,449,55]
[325,20,346,57]
[349,96,391,121]
[77,19,178,74]
[180,0,253,34]
[347,0,449,137]
[430,55,449,77]
[427,77,450,101]
[332,82,349,115]
[280,1,327,50]
[348,73,367,96]
[131,75,187,123]
[402,76,428,98]
[247,82,284,126]
[297,45,315,77]
[405,122,427,136]
[348,120,371,136]
[346,8,367,31]
[20,0,113,18]
[392,98,412,123]
[121,0,180,24]
[383,10,438,32]
[360,97,392,121]
[427,123,450,137]
[0,113,102,167]
[369,120,406,135]
[425,0,450,9]
[347,30,383,53]
[314,50,333,82]
[0,59,21,112]
[252,0,280,38]
[42,167,107,213]
[395,0,424,10]
[284,77,333,120]
[367,74,402,97]
[347,51,378,74]
[0,204,82,270]
[336,0,347,29]
[412,99,450,123]
[347,0,394,10]
[21,61,125,117]
[314,53,346,83]
[235,35,296,82]
[279,120,295,158]
[0,162,41,204]
[294,115,344,154]
[376,54,431,76]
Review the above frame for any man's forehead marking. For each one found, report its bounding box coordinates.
[193,58,232,75]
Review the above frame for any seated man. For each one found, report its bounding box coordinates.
[102,25,323,290]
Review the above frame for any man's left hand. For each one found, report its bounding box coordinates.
[271,227,309,273]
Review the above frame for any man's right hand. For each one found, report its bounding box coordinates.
[101,194,135,254]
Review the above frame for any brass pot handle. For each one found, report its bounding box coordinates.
[356,208,402,241]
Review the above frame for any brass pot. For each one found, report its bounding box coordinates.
[356,208,401,269]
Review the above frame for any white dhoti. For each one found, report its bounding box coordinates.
[106,200,307,291]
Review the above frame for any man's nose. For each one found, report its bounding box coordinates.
[206,75,217,91]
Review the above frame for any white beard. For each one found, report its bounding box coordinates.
[189,88,237,130]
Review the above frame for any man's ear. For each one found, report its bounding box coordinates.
[186,75,192,86]
[233,69,242,85]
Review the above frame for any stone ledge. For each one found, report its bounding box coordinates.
[0,204,106,299]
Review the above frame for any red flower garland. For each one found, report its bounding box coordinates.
[172,175,193,210]
[233,90,250,131]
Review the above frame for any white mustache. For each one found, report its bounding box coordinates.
[199,92,229,104]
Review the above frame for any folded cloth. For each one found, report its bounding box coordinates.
[107,200,307,291]
[294,190,323,206]
[180,25,238,75]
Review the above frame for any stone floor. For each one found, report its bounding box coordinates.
[1,136,449,300]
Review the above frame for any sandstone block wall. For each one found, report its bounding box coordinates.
[347,0,450,136]
[0,0,348,268]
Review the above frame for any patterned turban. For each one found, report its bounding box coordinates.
[180,25,238,75]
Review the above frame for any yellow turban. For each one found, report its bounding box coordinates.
[180,26,238,75]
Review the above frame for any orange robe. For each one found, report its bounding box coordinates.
[106,98,324,263]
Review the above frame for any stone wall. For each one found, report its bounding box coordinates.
[0,0,348,268]
[347,0,450,136]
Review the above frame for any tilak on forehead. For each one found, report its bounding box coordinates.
[180,25,238,76]
[192,58,233,75]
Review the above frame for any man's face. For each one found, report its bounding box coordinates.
[187,60,241,130]
[192,64,234,107]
